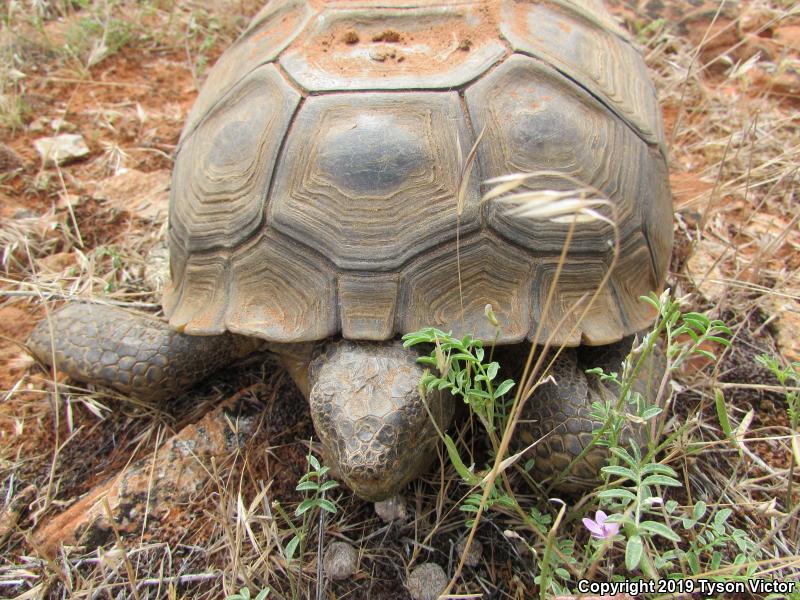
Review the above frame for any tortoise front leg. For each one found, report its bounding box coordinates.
[28,304,258,401]
[518,335,666,492]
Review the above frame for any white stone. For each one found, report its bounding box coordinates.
[34,134,89,165]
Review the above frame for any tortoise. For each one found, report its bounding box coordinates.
[28,0,672,503]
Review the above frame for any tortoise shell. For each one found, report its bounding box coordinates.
[163,0,673,346]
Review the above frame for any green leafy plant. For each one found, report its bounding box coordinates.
[593,443,683,577]
[583,289,733,462]
[675,500,757,578]
[284,452,338,562]
[405,290,768,595]
[66,14,133,67]
[225,587,269,600]
[403,321,578,598]
[403,322,515,444]
[755,354,799,511]
[270,452,339,600]
[581,291,760,579]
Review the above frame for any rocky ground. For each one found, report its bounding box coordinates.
[0,0,798,598]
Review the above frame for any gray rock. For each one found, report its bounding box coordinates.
[407,562,447,600]
[323,541,358,581]
[34,133,89,165]
[455,537,483,567]
[374,494,407,522]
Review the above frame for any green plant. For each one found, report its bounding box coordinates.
[66,14,133,67]
[585,289,733,457]
[403,313,514,457]
[404,290,770,595]
[92,245,124,292]
[225,587,269,600]
[270,452,339,599]
[579,291,762,580]
[274,452,338,563]
[403,322,579,598]
[755,354,799,511]
[675,500,757,577]
[594,444,683,576]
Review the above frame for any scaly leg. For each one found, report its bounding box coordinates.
[28,304,260,401]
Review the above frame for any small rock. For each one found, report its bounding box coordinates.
[50,118,77,132]
[342,29,359,44]
[29,116,49,133]
[407,562,447,600]
[374,495,407,522]
[372,30,401,43]
[369,48,396,62]
[323,541,358,581]
[34,134,90,166]
[0,143,24,173]
[685,241,729,303]
[455,537,482,567]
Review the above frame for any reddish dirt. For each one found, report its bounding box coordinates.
[0,305,43,423]
[291,1,499,77]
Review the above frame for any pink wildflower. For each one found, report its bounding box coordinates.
[582,510,620,540]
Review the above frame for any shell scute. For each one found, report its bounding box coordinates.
[279,4,506,91]
[224,233,338,341]
[529,255,625,346]
[500,0,664,149]
[180,0,312,142]
[465,55,646,254]
[400,235,533,343]
[338,275,399,340]
[268,92,480,271]
[170,64,300,253]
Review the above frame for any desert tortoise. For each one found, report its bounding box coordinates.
[28,0,672,501]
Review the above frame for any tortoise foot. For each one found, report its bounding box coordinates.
[517,335,665,492]
[28,303,252,401]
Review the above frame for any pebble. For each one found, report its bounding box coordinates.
[34,134,89,165]
[407,562,448,600]
[323,541,358,581]
[374,495,407,522]
[455,537,483,567]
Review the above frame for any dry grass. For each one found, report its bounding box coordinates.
[0,0,799,598]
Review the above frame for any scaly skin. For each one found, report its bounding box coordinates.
[516,335,666,491]
[27,304,259,401]
[308,339,454,501]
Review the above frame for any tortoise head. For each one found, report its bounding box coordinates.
[308,340,453,502]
